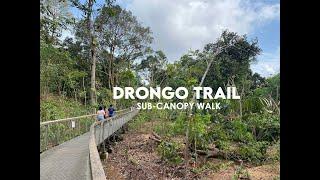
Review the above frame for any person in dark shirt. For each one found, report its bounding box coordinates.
[108,104,115,117]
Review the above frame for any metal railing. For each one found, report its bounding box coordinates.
[40,107,139,180]
[40,108,134,153]
[40,114,96,152]
[88,107,139,180]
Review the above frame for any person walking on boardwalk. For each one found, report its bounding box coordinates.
[96,105,106,122]
[103,105,108,119]
[108,104,115,117]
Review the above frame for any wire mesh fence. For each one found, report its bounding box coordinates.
[40,115,96,152]
[40,107,136,153]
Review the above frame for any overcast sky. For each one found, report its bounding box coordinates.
[67,0,280,77]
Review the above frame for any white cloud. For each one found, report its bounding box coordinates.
[251,46,280,77]
[258,4,280,21]
[59,29,74,41]
[125,0,280,61]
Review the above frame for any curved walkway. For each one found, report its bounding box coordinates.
[40,132,91,180]
[40,109,138,180]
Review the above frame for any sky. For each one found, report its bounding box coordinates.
[66,0,280,77]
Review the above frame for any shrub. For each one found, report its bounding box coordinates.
[157,141,183,164]
[208,123,231,150]
[237,141,269,164]
[227,119,255,143]
[188,113,212,149]
[170,112,187,135]
[244,113,280,142]
[154,120,175,137]
[233,164,250,180]
[266,140,280,162]
[40,95,93,122]
[128,110,149,130]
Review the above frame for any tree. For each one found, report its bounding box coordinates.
[138,50,167,86]
[71,0,115,105]
[40,0,74,44]
[95,5,153,88]
[203,30,261,89]
[251,73,266,89]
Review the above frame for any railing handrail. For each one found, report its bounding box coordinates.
[40,114,96,126]
[40,107,137,179]
[89,122,106,180]
[40,108,131,126]
[88,107,137,180]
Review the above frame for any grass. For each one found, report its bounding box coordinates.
[40,94,95,152]
[40,94,94,122]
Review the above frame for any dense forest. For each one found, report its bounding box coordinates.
[40,0,279,178]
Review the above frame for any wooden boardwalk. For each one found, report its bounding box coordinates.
[40,108,138,180]
[40,132,91,180]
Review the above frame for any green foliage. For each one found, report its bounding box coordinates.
[157,141,183,164]
[191,161,233,174]
[40,42,89,102]
[209,123,231,148]
[210,112,279,164]
[242,96,265,113]
[253,73,280,101]
[40,94,95,152]
[128,110,149,131]
[40,1,280,168]
[156,108,277,165]
[170,112,187,135]
[244,113,280,142]
[128,109,164,131]
[230,120,255,143]
[154,121,175,137]
[96,87,111,103]
[138,50,168,86]
[233,164,250,180]
[40,117,94,152]
[237,141,269,163]
[189,113,212,149]
[215,31,261,82]
[266,140,280,162]
[40,0,74,44]
[40,95,93,122]
[118,70,138,87]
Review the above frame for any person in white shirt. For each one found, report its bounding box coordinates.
[96,106,106,122]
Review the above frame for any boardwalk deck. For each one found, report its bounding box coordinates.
[40,132,91,180]
[40,108,138,180]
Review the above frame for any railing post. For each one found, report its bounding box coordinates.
[45,124,48,151]
[69,120,73,140]
[57,124,60,145]
[78,120,81,135]
[102,121,106,153]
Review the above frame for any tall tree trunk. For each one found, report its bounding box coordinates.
[90,48,97,105]
[87,0,96,105]
[74,88,77,102]
[109,47,114,89]
[115,73,119,86]
[108,54,112,89]
[83,77,87,107]
[111,49,115,88]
